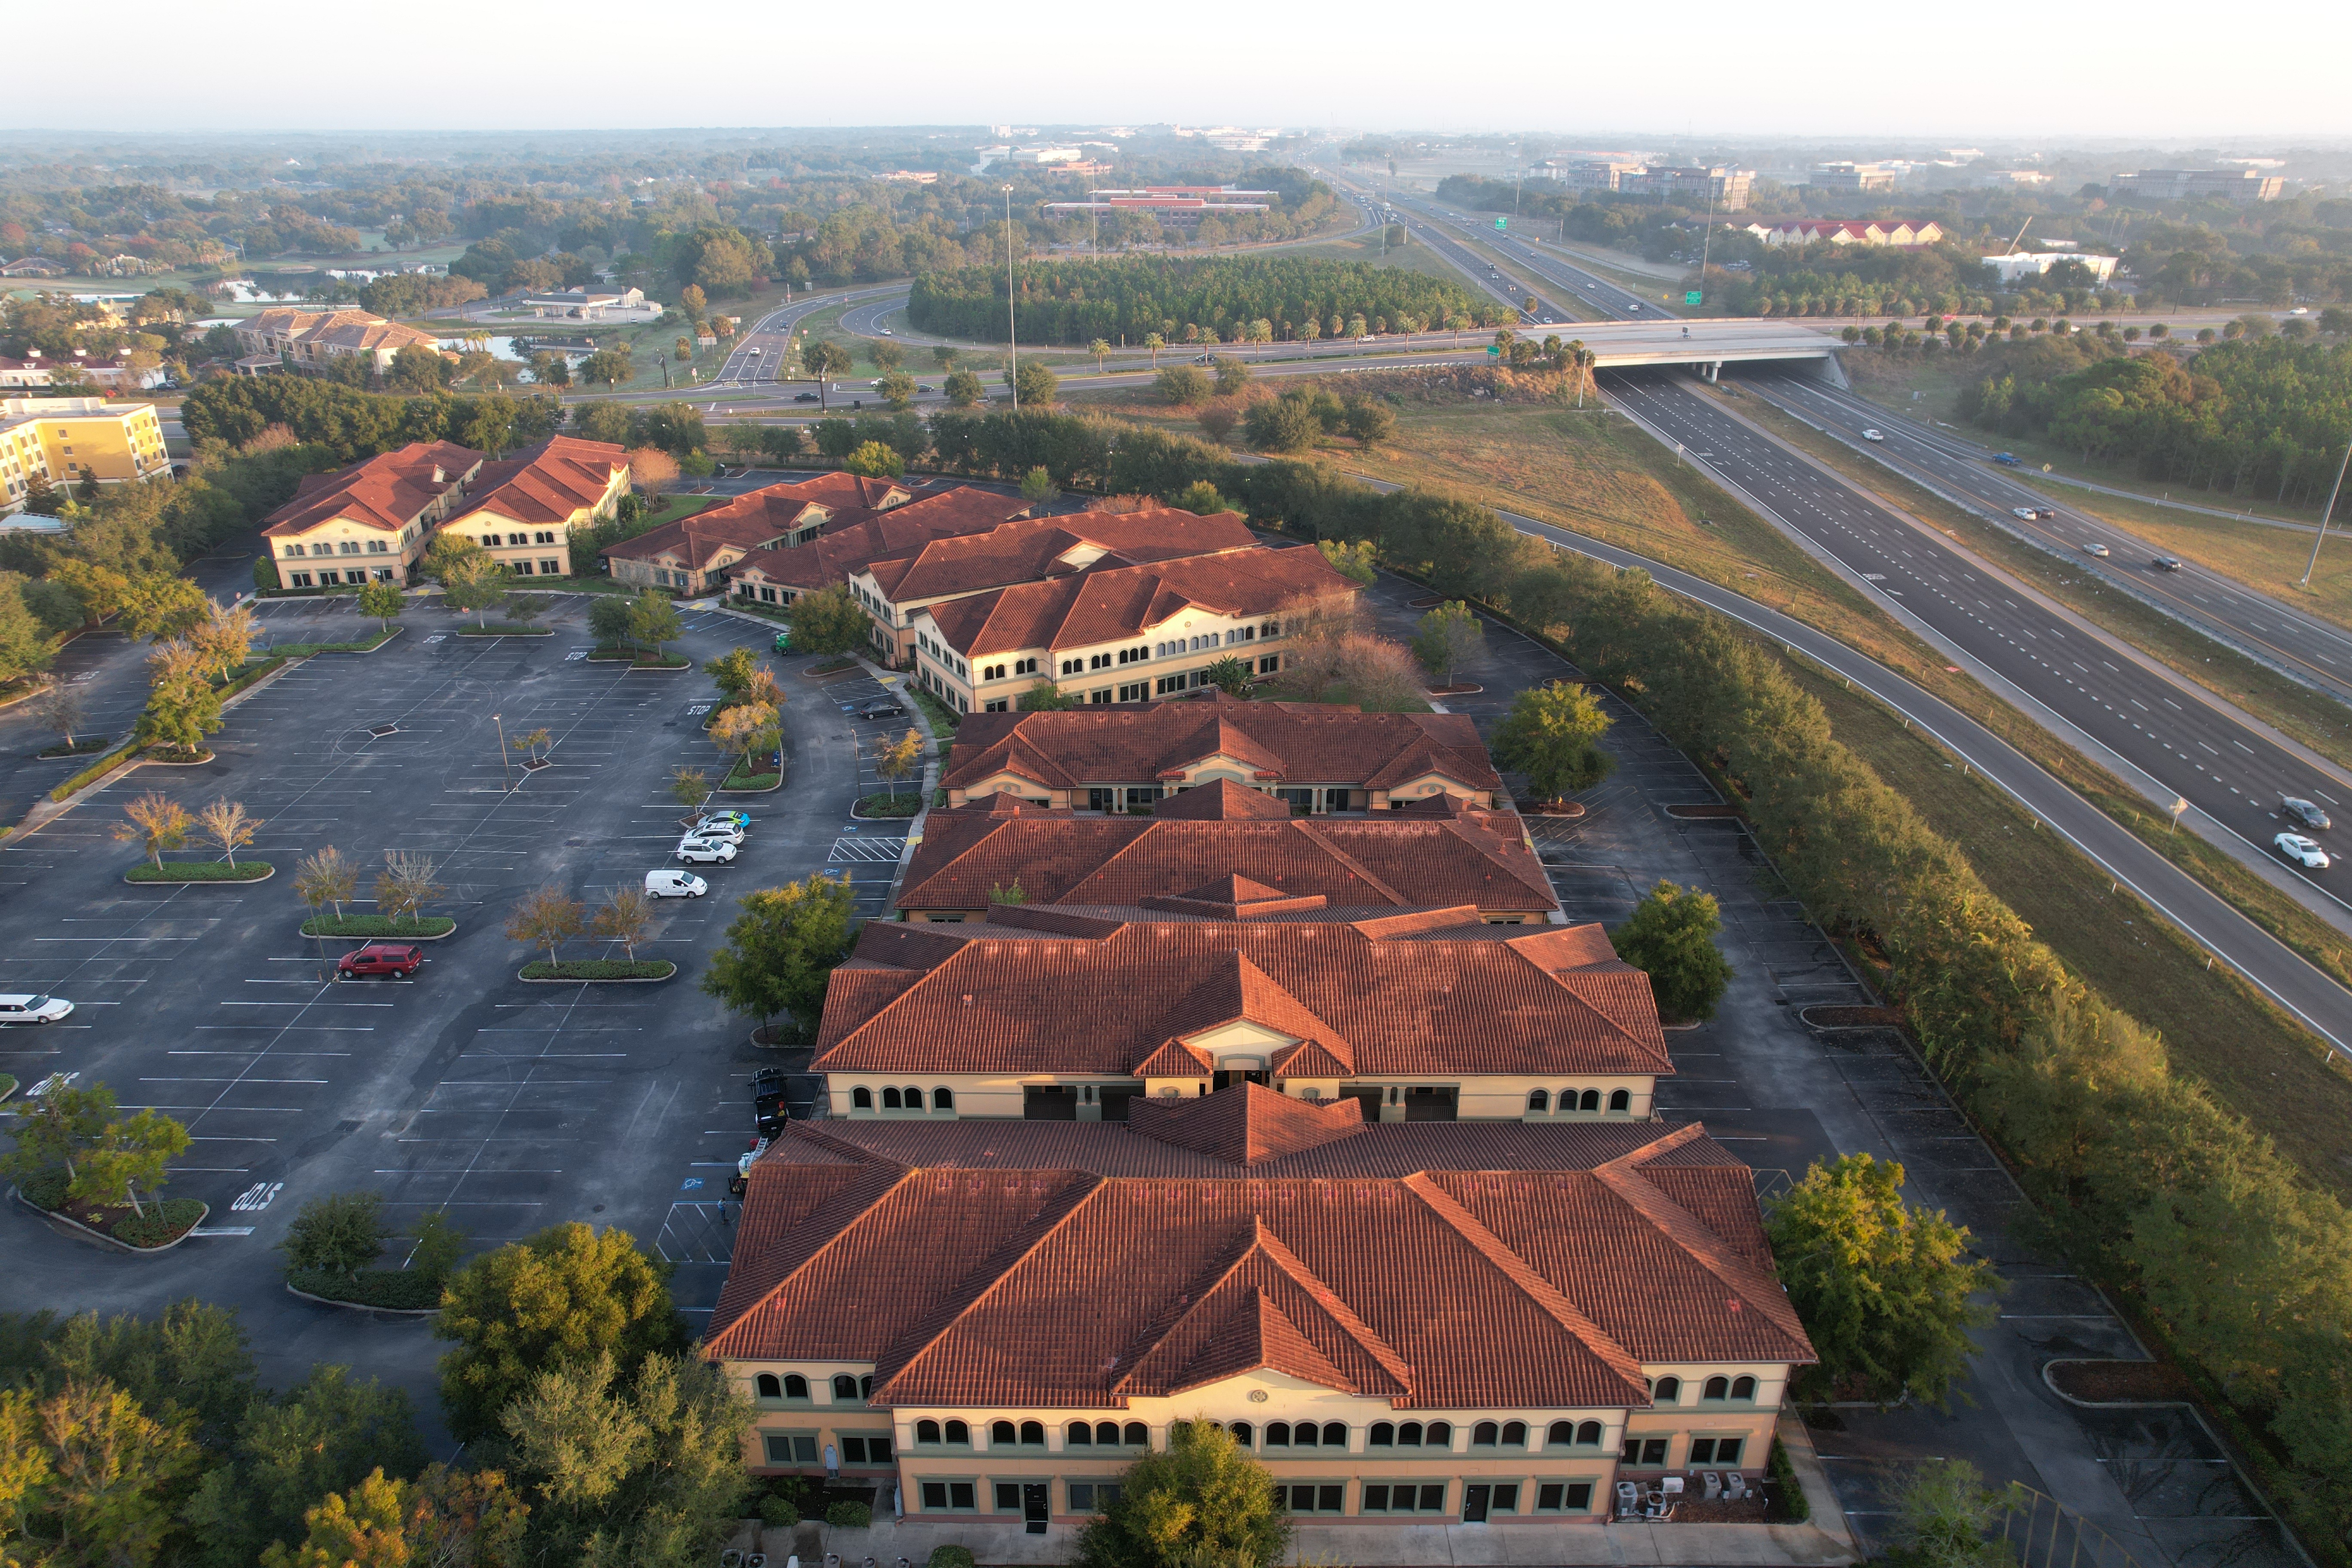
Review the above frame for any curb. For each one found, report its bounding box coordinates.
[125,864,276,885]
[517,965,678,984]
[11,1188,209,1254]
[2039,1357,2187,1410]
[850,800,923,821]
[298,922,459,942]
[454,628,556,637]
[720,775,784,793]
[284,1280,441,1318]
[28,742,119,763]
[138,749,216,766]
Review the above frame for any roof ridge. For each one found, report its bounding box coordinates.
[1399,1171,1650,1395]
[1249,1218,1417,1394]
[1589,1147,1814,1350]
[1436,818,1560,900]
[1288,819,1410,907]
[1498,943,1671,1069]
[706,1164,921,1352]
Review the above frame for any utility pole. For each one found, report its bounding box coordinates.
[2301,437,2351,586]
[1696,174,1717,312]
[1004,185,1019,411]
[492,713,512,792]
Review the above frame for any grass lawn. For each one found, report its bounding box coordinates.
[1730,392,2352,770]
[1286,230,1475,286]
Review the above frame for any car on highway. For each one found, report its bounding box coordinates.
[793,392,819,402]
[336,943,423,980]
[2151,555,2182,572]
[0,994,73,1025]
[2080,542,2111,557]
[2282,797,2333,831]
[677,834,739,865]
[880,328,894,336]
[2275,832,2331,870]
[1862,429,1885,442]
[645,869,708,899]
[1992,452,2022,466]
[1626,303,1641,312]
[2011,507,2038,520]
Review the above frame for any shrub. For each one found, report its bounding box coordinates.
[760,1495,800,1527]
[928,1548,976,1568]
[825,1501,872,1529]
[1767,1436,1810,1522]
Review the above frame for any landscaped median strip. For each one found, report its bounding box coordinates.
[297,916,458,940]
[518,960,677,983]
[125,861,274,884]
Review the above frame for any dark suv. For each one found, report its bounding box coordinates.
[752,1067,791,1135]
[336,943,423,979]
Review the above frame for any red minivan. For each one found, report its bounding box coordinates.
[336,943,423,979]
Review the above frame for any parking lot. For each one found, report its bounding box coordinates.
[0,588,924,1433]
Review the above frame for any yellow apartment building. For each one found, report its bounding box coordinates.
[0,397,168,511]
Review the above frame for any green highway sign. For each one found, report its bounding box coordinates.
[1487,344,1501,356]
[1684,290,1703,305]
[1494,218,1508,230]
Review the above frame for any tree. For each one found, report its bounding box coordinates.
[1155,366,1212,405]
[1315,538,1377,585]
[1073,1420,1289,1568]
[710,701,779,774]
[1175,480,1235,516]
[699,874,861,1036]
[1767,1153,1999,1409]
[374,851,444,923]
[505,885,585,968]
[1088,337,1112,371]
[135,641,224,756]
[31,676,86,750]
[1212,356,1251,397]
[1490,680,1613,803]
[800,339,853,407]
[943,367,985,407]
[592,886,655,963]
[842,440,904,479]
[1611,881,1733,1023]
[703,646,757,702]
[874,729,924,798]
[185,1365,428,1568]
[3,1079,191,1222]
[280,1191,390,1280]
[1019,680,1078,710]
[425,533,509,627]
[1341,395,1396,445]
[1243,396,1319,453]
[669,766,713,824]
[878,371,917,410]
[355,578,404,633]
[433,1222,688,1443]
[628,589,682,658]
[1198,655,1253,695]
[1142,332,1165,367]
[1881,1460,2030,1568]
[786,582,871,657]
[260,1464,528,1568]
[1,1080,115,1194]
[511,726,552,765]
[114,790,191,870]
[1020,466,1057,502]
[1410,600,1484,686]
[932,344,961,370]
[578,348,633,387]
[0,1379,200,1568]
[501,1352,752,1568]
[116,571,210,642]
[625,446,680,508]
[196,796,261,864]
[186,599,256,678]
[588,594,634,648]
[1009,359,1060,407]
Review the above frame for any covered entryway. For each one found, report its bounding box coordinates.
[1403,1086,1458,1121]
[1023,1085,1078,1120]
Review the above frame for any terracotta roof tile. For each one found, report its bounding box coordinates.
[456,435,627,526]
[921,546,1357,660]
[260,441,481,537]
[864,509,1254,604]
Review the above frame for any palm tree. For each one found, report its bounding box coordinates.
[1090,338,1111,372]
[1142,332,1164,368]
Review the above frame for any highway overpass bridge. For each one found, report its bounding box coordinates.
[1563,318,1848,382]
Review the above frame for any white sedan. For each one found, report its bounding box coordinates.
[683,820,744,845]
[677,836,739,866]
[645,870,708,899]
[2276,833,2331,870]
[1862,429,1884,442]
[0,994,73,1025]
[2080,542,2111,557]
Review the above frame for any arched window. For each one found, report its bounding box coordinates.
[860,1375,873,1400]
[917,1420,942,1444]
[903,1085,921,1108]
[851,1086,873,1109]
[1020,1421,1044,1446]
[1527,1089,1549,1112]
[882,1087,903,1109]
[991,1420,1017,1445]
[1577,1419,1603,1446]
[1293,1422,1318,1447]
[1370,1422,1396,1447]
[784,1374,808,1400]
[1703,1376,1729,1401]
[1547,1420,1574,1446]
[945,1420,969,1444]
[1122,1422,1148,1447]
[1654,1376,1681,1403]
[1265,1421,1291,1446]
[1323,1422,1347,1448]
[1397,1421,1423,1447]
[756,1373,782,1399]
[833,1375,858,1400]
[1609,1088,1631,1112]
[1096,1422,1121,1446]
[1501,1421,1527,1447]
[1473,1421,1500,1447]
[1732,1376,1757,1401]
[1578,1089,1601,1112]
[1425,1421,1452,1447]
[1067,1422,1093,1445]
[1229,1421,1253,1447]
[934,1087,954,1111]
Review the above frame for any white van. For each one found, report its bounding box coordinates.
[645,870,708,899]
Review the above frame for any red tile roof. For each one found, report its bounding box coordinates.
[812,904,1668,1079]
[645,483,1031,584]
[863,509,1256,605]
[921,545,1355,660]
[943,692,1503,796]
[706,1102,1814,1406]
[457,435,627,526]
[900,787,1556,916]
[260,441,482,537]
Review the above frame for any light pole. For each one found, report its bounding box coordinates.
[492,713,512,792]
[1004,185,1019,410]
[2300,437,2351,587]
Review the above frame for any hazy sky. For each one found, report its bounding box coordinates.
[16,0,2352,141]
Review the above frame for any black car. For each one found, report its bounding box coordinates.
[2282,797,2333,832]
[752,1068,790,1136]
[793,392,820,402]
[2150,555,2182,572]
[853,697,906,720]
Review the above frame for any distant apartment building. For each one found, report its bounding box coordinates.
[1620,166,1754,211]
[879,170,941,184]
[0,355,55,389]
[1743,220,1945,248]
[232,307,445,375]
[1982,252,2120,286]
[520,286,650,319]
[0,257,65,279]
[1540,161,1645,193]
[2111,168,2284,202]
[0,398,168,513]
[1004,146,1084,165]
[1978,169,2053,187]
[1809,162,1901,194]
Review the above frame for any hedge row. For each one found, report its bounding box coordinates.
[1197,446,2352,1555]
[286,1268,444,1311]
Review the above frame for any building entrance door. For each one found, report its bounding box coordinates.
[1462,1483,1491,1523]
[1023,1482,1050,1534]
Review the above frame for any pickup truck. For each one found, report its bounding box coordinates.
[1991,452,2023,467]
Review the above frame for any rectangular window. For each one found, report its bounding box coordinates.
[1535,1482,1596,1513]
[985,699,1008,712]
[920,1480,977,1512]
[1258,655,1280,674]
[1118,683,1146,702]
[1491,1483,1520,1514]
[1282,1484,1344,1513]
[994,1482,1021,1512]
[761,587,778,603]
[840,1436,894,1464]
[1621,1437,1669,1467]
[541,559,561,576]
[1066,1482,1122,1513]
[1700,1436,1742,1467]
[288,572,313,588]
[512,560,534,575]
[315,570,340,585]
[1089,689,1111,704]
[763,1433,820,1465]
[1360,1483,1447,1514]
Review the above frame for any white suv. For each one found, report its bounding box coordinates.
[0,994,74,1025]
[677,836,739,865]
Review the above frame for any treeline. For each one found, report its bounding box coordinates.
[182,378,566,462]
[907,254,1498,346]
[358,272,488,317]
[1963,336,2352,504]
[2122,201,2352,308]
[844,405,2352,1549]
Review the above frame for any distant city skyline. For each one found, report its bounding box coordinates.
[12,0,2352,140]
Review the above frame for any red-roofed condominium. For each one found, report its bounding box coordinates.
[708,1096,1813,1529]
[600,472,937,595]
[941,690,1504,815]
[910,542,1359,715]
[260,441,484,587]
[436,435,631,579]
[812,902,1669,1122]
